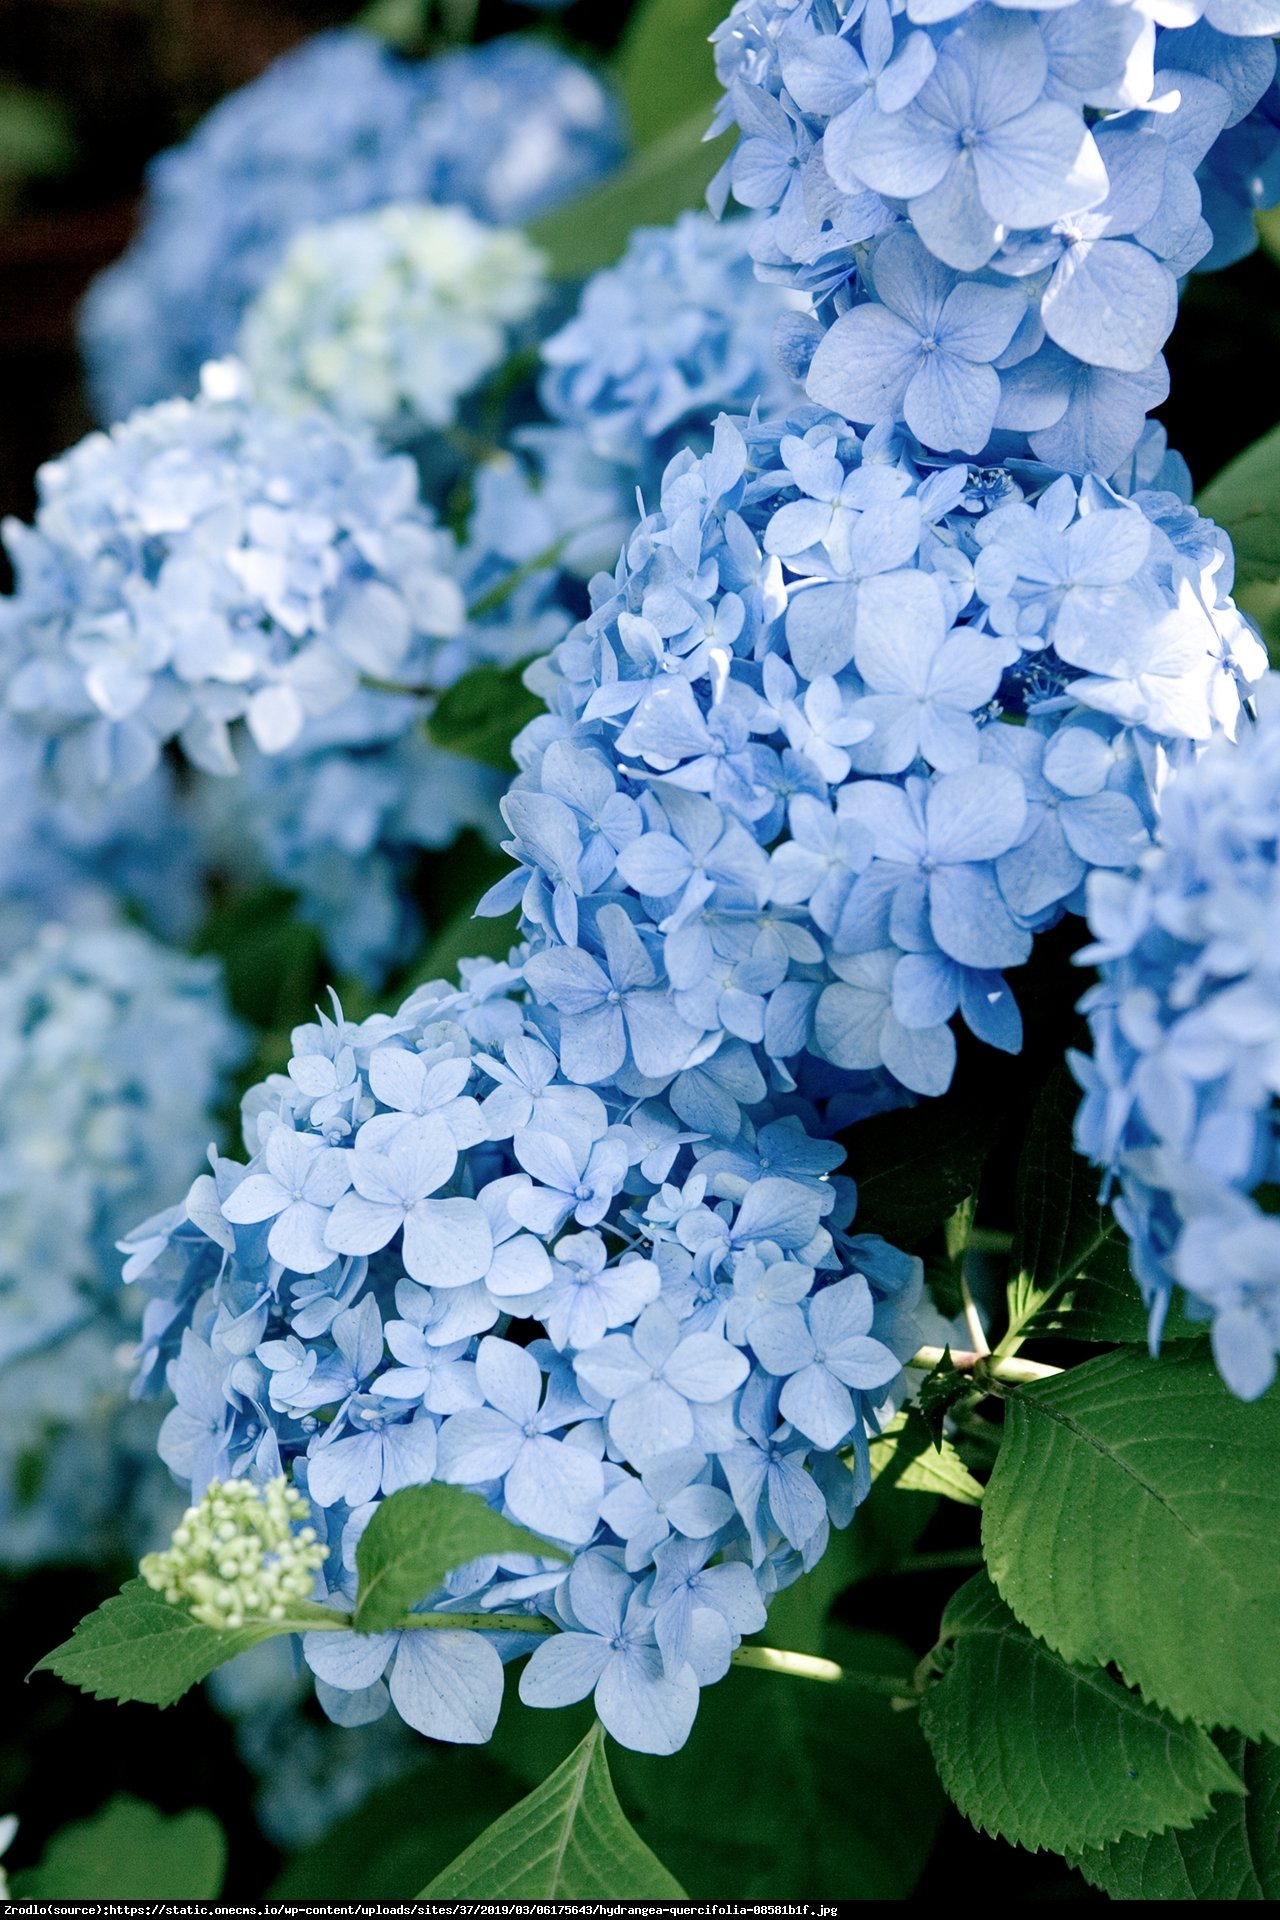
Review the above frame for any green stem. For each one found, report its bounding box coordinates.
[731,1645,914,1698]
[896,1548,985,1576]
[907,1343,1061,1384]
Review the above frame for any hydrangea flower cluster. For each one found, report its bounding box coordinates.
[1074,681,1280,1403]
[0,362,466,784]
[484,409,1264,1100]
[79,30,624,422]
[239,203,548,444]
[0,363,534,980]
[473,211,807,585]
[709,0,1280,468]
[0,923,243,1565]
[124,963,924,1752]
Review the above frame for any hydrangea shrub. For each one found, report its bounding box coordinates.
[20,0,1280,1897]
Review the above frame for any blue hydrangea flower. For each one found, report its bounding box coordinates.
[491,412,1264,1100]
[0,922,243,1566]
[79,30,624,420]
[0,366,550,986]
[712,0,1280,467]
[1074,680,1280,1401]
[124,960,924,1754]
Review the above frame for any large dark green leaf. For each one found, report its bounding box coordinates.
[1073,1734,1280,1898]
[845,1091,1002,1249]
[11,1797,225,1900]
[983,1347,1280,1742]
[920,1573,1242,1854]
[421,1724,684,1898]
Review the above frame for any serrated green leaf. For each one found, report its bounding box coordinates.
[1197,423,1280,659]
[425,663,545,771]
[420,1723,685,1898]
[354,1483,563,1633]
[871,1408,984,1506]
[32,1578,336,1708]
[1072,1733,1280,1899]
[982,1347,1280,1742]
[615,0,725,146]
[919,1573,1242,1854]
[527,115,732,280]
[11,1797,225,1900]
[270,1756,519,1899]
[845,1092,1001,1249]
[613,1631,944,1898]
[1006,1063,1200,1346]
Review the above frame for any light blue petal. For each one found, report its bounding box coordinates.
[518,1629,610,1707]
[595,1643,699,1754]
[389,1629,504,1744]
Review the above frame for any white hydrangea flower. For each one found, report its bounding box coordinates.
[240,202,548,442]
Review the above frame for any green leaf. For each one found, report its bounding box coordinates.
[919,1573,1243,1854]
[194,882,325,1032]
[1006,1062,1200,1346]
[270,1757,519,1899]
[871,1408,984,1506]
[527,115,732,281]
[0,81,75,182]
[354,0,428,49]
[11,1797,225,1899]
[613,1632,945,1898]
[844,1090,1001,1248]
[420,1723,685,1898]
[1198,422,1280,659]
[982,1346,1280,1742]
[615,0,725,146]
[32,1577,336,1708]
[915,1347,972,1447]
[426,663,545,770]
[354,1483,564,1633]
[1073,1735,1280,1899]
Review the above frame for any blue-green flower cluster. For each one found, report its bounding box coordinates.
[79,30,624,422]
[0,923,243,1566]
[1074,680,1280,1402]
[710,0,1280,468]
[124,963,922,1753]
[239,203,549,444]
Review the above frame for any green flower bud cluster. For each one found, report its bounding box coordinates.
[140,1477,327,1630]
